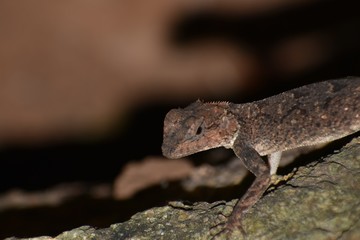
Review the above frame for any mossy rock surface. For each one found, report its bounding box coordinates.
[7,138,360,240]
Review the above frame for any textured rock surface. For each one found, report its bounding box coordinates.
[6,137,360,240]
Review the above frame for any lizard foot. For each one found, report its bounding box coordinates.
[270,171,295,186]
[210,219,246,240]
[210,211,246,240]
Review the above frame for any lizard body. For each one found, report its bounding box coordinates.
[162,77,360,234]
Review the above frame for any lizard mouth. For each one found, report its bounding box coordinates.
[161,141,191,159]
[161,142,175,159]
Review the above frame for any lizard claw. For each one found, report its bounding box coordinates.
[210,211,246,240]
[210,220,246,240]
[270,171,295,185]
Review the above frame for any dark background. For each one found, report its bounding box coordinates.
[1,0,360,238]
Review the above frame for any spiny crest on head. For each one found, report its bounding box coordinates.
[203,101,231,111]
[193,99,229,105]
[186,99,230,112]
[207,101,230,106]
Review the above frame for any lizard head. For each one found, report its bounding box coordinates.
[162,100,239,159]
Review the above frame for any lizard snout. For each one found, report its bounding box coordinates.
[161,141,175,159]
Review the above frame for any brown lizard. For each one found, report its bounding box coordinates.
[161,77,360,235]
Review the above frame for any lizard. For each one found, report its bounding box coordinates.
[161,77,360,235]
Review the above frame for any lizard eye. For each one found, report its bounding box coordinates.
[185,117,204,139]
[196,126,203,135]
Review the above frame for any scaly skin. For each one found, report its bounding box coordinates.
[162,77,360,235]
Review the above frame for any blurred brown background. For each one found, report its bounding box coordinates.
[1,0,360,238]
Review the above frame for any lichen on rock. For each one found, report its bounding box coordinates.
[7,137,360,240]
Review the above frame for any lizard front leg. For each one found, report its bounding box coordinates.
[224,136,271,232]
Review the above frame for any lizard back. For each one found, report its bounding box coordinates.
[235,77,360,155]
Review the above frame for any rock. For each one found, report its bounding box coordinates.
[7,137,360,240]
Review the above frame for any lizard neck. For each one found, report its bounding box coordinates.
[227,102,271,154]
